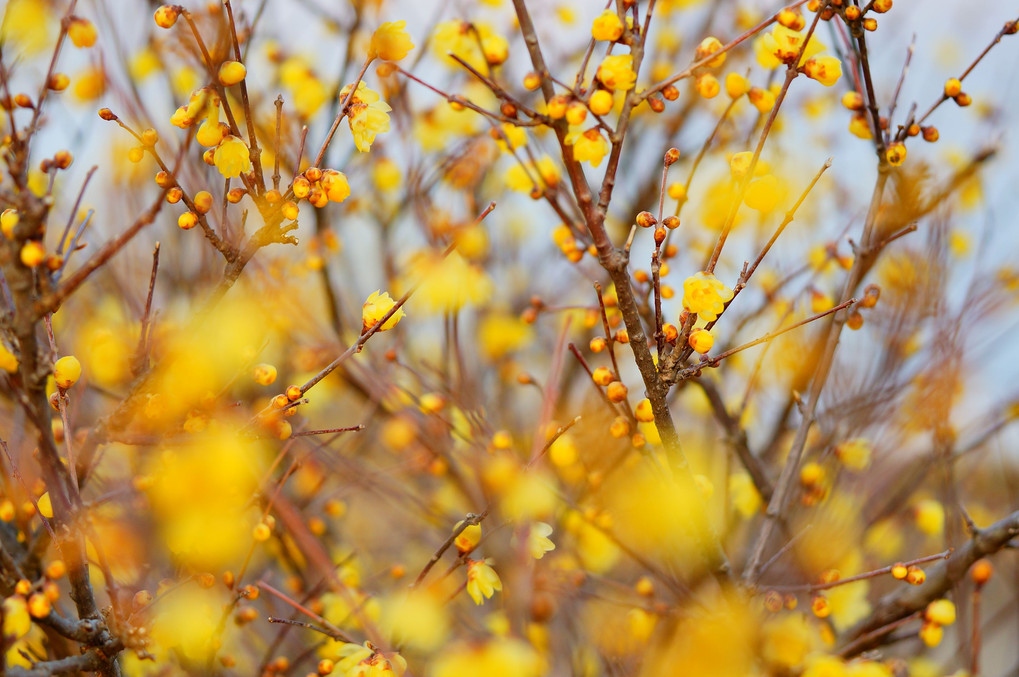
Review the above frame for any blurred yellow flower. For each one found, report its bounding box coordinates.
[528,522,556,559]
[466,558,503,605]
[369,20,414,62]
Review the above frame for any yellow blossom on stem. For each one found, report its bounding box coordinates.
[592,10,624,42]
[369,21,415,62]
[212,136,252,179]
[596,54,637,91]
[362,291,406,333]
[53,356,82,389]
[454,522,482,553]
[683,272,734,322]
[466,558,502,605]
[755,25,825,68]
[566,128,609,167]
[803,55,842,86]
[217,61,247,87]
[341,82,392,152]
[320,169,350,203]
[688,328,714,353]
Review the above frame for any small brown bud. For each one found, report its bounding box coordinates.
[98,108,116,121]
[653,227,666,245]
[662,215,680,229]
[635,211,657,228]
[664,148,680,165]
[649,97,665,113]
[921,126,939,142]
[662,84,679,101]
[500,102,517,118]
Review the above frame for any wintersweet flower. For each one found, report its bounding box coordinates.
[803,55,842,86]
[591,10,624,42]
[369,21,414,62]
[320,169,350,203]
[362,291,406,333]
[212,136,251,179]
[682,272,734,322]
[566,128,609,167]
[835,438,872,471]
[596,54,637,91]
[67,17,97,48]
[431,20,507,71]
[466,558,502,605]
[755,25,825,68]
[503,155,560,192]
[528,522,556,559]
[341,82,391,152]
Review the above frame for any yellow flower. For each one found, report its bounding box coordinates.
[761,612,819,670]
[505,156,560,192]
[1,0,54,55]
[0,343,18,373]
[835,438,872,471]
[596,54,636,91]
[2,596,31,640]
[924,599,956,628]
[280,56,328,118]
[212,136,252,179]
[433,638,542,677]
[725,72,749,98]
[591,9,624,42]
[745,174,783,212]
[755,25,825,68]
[803,55,842,86]
[914,499,944,536]
[688,328,714,353]
[729,473,762,518]
[431,20,507,71]
[341,82,391,152]
[362,290,406,332]
[466,558,502,605]
[320,169,350,203]
[454,521,482,554]
[334,642,407,677]
[567,128,609,167]
[369,21,414,62]
[478,313,533,359]
[528,522,555,559]
[683,272,734,321]
[72,66,105,101]
[67,17,97,48]
[53,355,82,389]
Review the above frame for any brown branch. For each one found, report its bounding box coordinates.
[841,510,1019,656]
